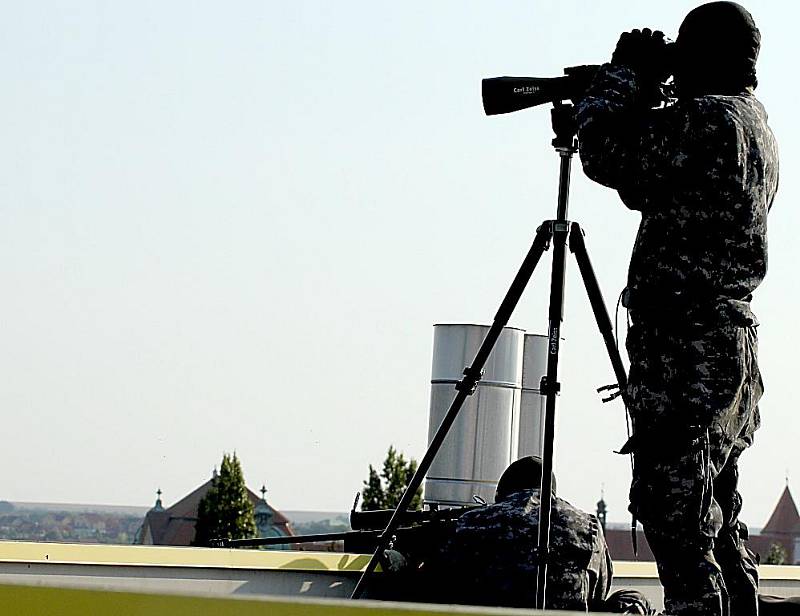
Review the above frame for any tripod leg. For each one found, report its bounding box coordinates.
[535,219,569,609]
[350,222,554,600]
[568,222,628,396]
[570,222,643,554]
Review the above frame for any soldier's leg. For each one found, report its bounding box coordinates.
[713,451,759,616]
[626,322,726,616]
[631,438,726,616]
[627,320,761,616]
[710,325,762,616]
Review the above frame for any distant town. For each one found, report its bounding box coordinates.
[0,499,348,546]
[0,501,145,544]
[2,449,797,566]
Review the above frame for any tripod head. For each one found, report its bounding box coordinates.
[551,103,577,153]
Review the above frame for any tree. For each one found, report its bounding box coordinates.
[361,446,422,511]
[764,542,788,565]
[193,453,256,546]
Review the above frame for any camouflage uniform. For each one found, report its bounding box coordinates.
[576,64,778,616]
[430,489,613,610]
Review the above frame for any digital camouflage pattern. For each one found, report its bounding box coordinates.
[625,321,762,616]
[625,323,762,473]
[430,489,612,611]
[577,64,778,327]
[576,63,778,616]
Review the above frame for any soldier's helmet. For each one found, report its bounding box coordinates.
[495,456,557,503]
[675,2,761,95]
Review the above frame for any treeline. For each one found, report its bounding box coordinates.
[0,509,142,544]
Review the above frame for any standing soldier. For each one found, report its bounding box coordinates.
[576,3,778,616]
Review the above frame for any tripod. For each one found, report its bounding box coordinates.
[350,103,630,609]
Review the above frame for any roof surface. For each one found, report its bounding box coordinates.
[141,478,292,546]
[762,486,800,535]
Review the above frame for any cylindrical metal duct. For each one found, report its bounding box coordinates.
[518,333,548,458]
[424,324,524,507]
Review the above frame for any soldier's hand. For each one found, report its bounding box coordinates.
[611,28,671,83]
[611,28,671,105]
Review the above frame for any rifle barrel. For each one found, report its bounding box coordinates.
[222,530,376,548]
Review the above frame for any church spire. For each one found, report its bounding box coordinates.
[763,485,800,535]
[596,486,607,532]
[254,483,273,536]
[151,488,165,512]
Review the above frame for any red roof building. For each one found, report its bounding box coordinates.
[135,475,292,547]
[746,486,800,563]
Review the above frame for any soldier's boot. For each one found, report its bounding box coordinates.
[604,589,654,614]
[714,522,759,616]
[657,552,729,616]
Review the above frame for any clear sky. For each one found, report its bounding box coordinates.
[1,1,797,527]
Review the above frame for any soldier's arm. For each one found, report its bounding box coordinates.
[575,65,742,210]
